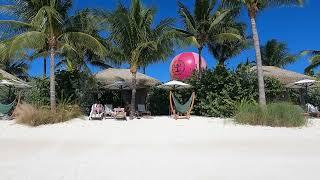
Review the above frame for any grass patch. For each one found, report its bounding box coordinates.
[235,102,306,127]
[15,103,83,127]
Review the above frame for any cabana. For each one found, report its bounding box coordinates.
[95,68,161,111]
[252,66,315,86]
[252,66,317,105]
[0,69,31,116]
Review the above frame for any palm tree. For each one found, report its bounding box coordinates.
[208,9,248,67]
[56,9,112,73]
[222,0,304,105]
[0,0,72,78]
[0,0,107,112]
[261,39,297,68]
[301,50,320,75]
[176,0,242,77]
[106,0,177,119]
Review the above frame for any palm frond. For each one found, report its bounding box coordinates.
[178,1,197,35]
[60,32,107,58]
[9,31,46,57]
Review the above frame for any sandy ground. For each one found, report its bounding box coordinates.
[0,116,320,180]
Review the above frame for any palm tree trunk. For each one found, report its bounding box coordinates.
[143,66,146,74]
[250,16,266,106]
[43,56,47,78]
[217,59,226,68]
[198,46,203,78]
[130,68,137,120]
[49,47,56,112]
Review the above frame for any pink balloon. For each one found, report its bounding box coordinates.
[170,52,207,80]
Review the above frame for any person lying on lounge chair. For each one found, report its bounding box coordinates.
[306,103,320,117]
[89,101,104,120]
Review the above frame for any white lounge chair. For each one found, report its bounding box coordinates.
[137,104,151,117]
[113,107,127,120]
[104,104,114,118]
[306,103,320,117]
[89,104,104,120]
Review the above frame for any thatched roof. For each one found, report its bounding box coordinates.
[252,66,315,87]
[95,68,161,90]
[0,69,30,88]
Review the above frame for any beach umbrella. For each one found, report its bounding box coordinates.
[289,79,319,106]
[158,80,192,90]
[0,80,14,86]
[158,80,193,117]
[104,79,129,90]
[293,79,317,89]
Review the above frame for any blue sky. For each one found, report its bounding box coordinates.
[26,0,320,82]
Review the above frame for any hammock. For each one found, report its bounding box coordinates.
[170,91,195,120]
[172,94,194,113]
[0,101,16,115]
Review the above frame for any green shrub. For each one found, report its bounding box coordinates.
[15,103,83,127]
[147,87,169,115]
[24,78,50,106]
[55,70,100,111]
[187,65,292,117]
[235,102,306,127]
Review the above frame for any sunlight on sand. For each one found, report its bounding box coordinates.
[0,116,320,180]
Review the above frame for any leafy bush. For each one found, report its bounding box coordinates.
[15,103,83,127]
[186,65,295,117]
[235,102,306,127]
[147,87,169,115]
[307,87,320,107]
[24,78,50,106]
[55,70,100,111]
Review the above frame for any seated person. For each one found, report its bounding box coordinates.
[89,101,104,119]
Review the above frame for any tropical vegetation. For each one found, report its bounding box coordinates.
[0,0,316,126]
[235,101,306,127]
[222,0,304,106]
[301,50,320,74]
[104,0,178,119]
[261,39,297,68]
[0,0,107,112]
[176,0,242,76]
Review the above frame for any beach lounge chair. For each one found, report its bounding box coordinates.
[113,108,127,120]
[137,104,151,117]
[306,103,320,117]
[170,91,195,120]
[104,104,114,118]
[89,104,104,120]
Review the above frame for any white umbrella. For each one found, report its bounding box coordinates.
[286,79,318,89]
[288,79,319,106]
[158,80,192,90]
[0,80,14,86]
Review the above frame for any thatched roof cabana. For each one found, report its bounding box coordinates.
[95,68,161,89]
[252,66,315,88]
[0,69,30,88]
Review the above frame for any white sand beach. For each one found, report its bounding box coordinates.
[1,116,320,180]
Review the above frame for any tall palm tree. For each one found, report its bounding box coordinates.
[0,0,107,112]
[222,0,304,105]
[301,50,320,75]
[176,0,242,77]
[261,39,297,68]
[106,0,177,119]
[208,9,248,67]
[0,0,72,78]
